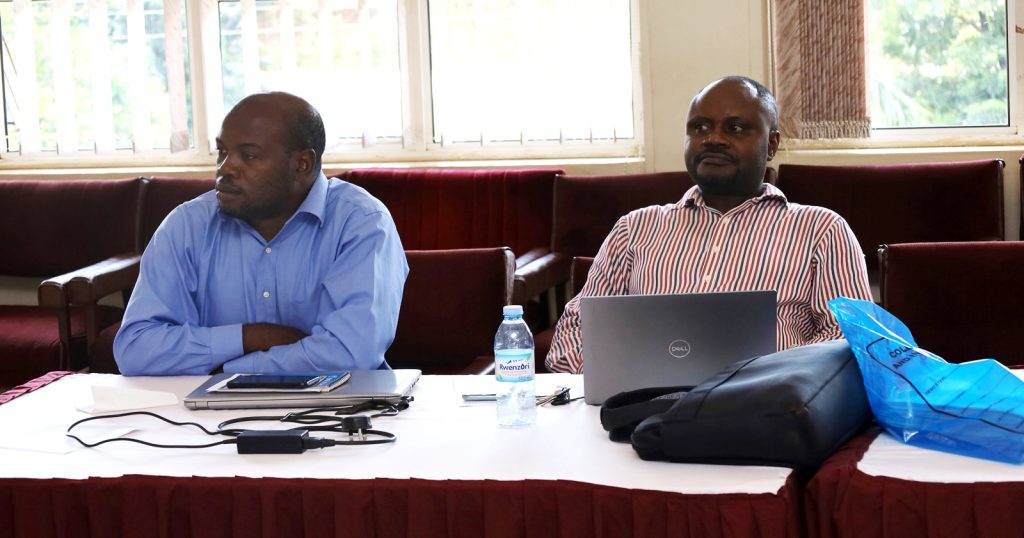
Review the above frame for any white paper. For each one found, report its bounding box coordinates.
[75,385,179,413]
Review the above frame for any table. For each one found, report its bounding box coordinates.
[0,373,801,538]
[807,426,1024,538]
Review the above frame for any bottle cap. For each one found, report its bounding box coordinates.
[503,305,524,316]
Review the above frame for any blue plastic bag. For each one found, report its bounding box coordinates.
[828,297,1024,463]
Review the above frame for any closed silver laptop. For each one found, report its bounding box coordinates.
[581,291,776,404]
[184,369,421,410]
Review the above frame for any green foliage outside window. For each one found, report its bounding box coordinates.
[868,0,1008,128]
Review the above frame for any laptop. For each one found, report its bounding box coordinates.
[581,291,777,404]
[184,369,422,410]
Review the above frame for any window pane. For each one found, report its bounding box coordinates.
[217,0,403,145]
[428,0,633,144]
[867,0,1008,129]
[0,0,191,153]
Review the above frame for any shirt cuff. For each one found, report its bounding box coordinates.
[221,354,255,373]
[210,323,244,361]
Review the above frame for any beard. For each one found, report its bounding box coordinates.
[687,149,768,197]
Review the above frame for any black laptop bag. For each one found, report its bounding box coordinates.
[599,339,872,469]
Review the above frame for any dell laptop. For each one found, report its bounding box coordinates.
[184,369,422,410]
[581,291,777,404]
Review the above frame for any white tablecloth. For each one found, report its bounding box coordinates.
[0,372,790,495]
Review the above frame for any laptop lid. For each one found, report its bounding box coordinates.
[581,291,777,405]
[184,369,422,410]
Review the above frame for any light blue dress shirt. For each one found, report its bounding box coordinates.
[114,173,408,375]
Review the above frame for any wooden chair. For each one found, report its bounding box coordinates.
[777,159,1005,299]
[339,168,561,310]
[0,178,142,387]
[387,248,515,374]
[879,241,1024,366]
[70,177,215,373]
[535,256,594,372]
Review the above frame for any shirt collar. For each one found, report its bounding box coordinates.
[680,181,789,209]
[294,171,329,226]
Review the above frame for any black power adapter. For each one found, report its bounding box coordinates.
[235,430,335,454]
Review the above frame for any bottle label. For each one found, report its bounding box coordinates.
[495,349,534,383]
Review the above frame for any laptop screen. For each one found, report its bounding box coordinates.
[581,291,777,404]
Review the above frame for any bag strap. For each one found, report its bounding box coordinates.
[599,386,693,442]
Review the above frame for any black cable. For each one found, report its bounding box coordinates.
[67,411,238,449]
[68,434,236,450]
[66,403,405,452]
[216,398,410,435]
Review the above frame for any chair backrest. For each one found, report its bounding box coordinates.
[341,168,561,255]
[0,178,142,277]
[1018,155,1024,238]
[777,160,1005,272]
[386,247,515,373]
[569,256,595,297]
[552,172,694,258]
[879,241,1024,366]
[140,177,216,247]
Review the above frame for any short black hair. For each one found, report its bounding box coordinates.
[235,91,326,168]
[719,76,779,131]
[281,93,326,168]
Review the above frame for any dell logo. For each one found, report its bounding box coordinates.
[669,339,691,358]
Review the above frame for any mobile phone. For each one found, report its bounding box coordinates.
[226,374,324,389]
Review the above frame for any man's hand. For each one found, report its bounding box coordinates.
[242,323,308,354]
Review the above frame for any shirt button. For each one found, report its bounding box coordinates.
[265,247,272,254]
[711,245,720,254]
[703,275,712,283]
[262,291,270,299]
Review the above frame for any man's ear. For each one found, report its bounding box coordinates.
[293,148,316,177]
[766,129,781,161]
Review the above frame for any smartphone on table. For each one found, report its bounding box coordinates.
[226,373,324,390]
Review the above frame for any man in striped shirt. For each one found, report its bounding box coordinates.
[545,76,872,374]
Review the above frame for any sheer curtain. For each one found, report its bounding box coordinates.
[772,0,870,139]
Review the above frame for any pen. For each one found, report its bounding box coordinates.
[461,387,572,404]
[461,393,497,401]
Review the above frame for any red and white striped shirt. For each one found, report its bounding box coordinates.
[545,183,872,374]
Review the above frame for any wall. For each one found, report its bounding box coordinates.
[0,2,1019,226]
[641,1,771,172]
[638,2,1022,240]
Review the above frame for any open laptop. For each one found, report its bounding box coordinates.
[184,369,421,410]
[581,291,777,404]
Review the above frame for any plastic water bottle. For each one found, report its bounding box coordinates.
[494,305,536,427]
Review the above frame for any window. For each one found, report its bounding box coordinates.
[0,0,190,154]
[0,0,637,162]
[217,0,404,145]
[866,0,1009,130]
[427,0,633,146]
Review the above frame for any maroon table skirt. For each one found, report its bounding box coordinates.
[806,426,1024,538]
[0,373,801,538]
[0,475,801,538]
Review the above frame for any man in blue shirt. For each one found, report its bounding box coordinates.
[114,92,408,375]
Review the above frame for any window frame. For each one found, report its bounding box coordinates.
[0,0,644,168]
[866,0,1018,139]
